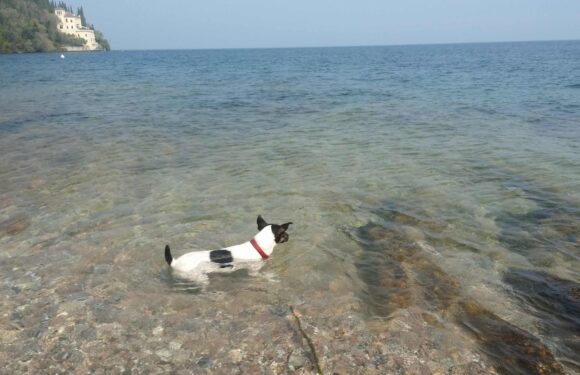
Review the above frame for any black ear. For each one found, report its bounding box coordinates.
[257,215,268,230]
[273,222,292,235]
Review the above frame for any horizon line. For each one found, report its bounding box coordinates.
[109,38,580,52]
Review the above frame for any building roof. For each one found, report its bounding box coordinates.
[55,8,80,18]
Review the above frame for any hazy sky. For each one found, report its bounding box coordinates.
[76,0,580,50]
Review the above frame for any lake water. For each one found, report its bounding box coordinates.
[1,42,579,374]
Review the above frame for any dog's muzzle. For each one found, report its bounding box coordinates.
[276,232,289,244]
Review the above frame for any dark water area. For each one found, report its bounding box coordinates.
[1,41,579,373]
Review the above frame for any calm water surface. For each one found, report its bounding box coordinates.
[1,42,579,374]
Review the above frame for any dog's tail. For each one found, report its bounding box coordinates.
[165,245,173,266]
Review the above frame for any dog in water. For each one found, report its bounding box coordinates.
[164,215,292,282]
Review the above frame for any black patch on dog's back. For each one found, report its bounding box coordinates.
[210,249,233,267]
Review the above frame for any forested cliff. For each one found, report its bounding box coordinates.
[0,0,109,53]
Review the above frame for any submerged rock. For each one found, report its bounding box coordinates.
[287,348,309,371]
[458,300,564,375]
[196,356,210,367]
[0,214,30,237]
[504,268,580,372]
[156,348,172,361]
[228,349,244,363]
[355,223,416,316]
[354,221,565,375]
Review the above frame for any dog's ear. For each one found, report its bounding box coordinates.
[273,222,292,235]
[257,215,268,230]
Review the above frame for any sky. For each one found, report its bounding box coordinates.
[73,0,580,50]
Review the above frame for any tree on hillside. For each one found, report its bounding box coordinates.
[0,0,59,52]
[95,30,110,51]
[77,6,86,26]
[57,1,71,12]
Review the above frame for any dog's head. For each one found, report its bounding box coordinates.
[257,215,292,243]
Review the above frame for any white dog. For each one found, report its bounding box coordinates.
[164,215,292,282]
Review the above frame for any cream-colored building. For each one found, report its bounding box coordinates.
[55,8,101,51]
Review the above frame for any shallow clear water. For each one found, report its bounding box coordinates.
[1,42,579,374]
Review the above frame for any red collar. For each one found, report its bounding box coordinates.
[250,238,269,260]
